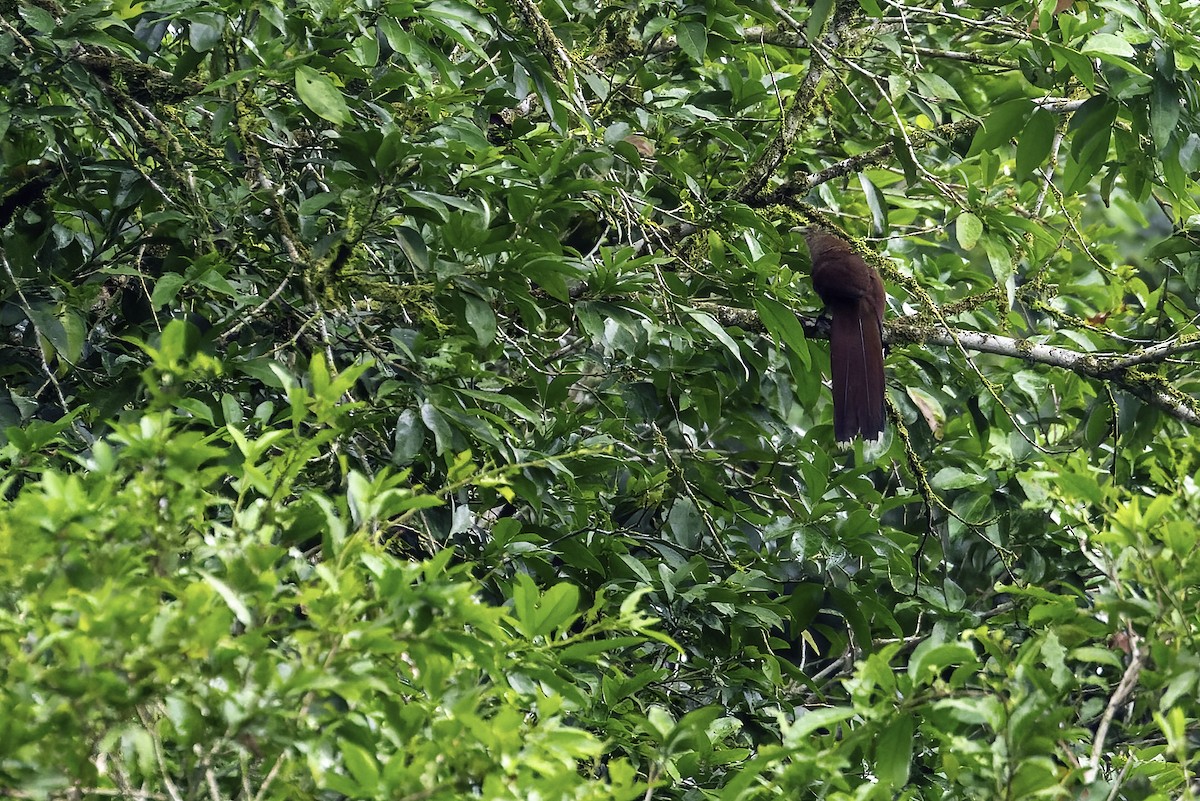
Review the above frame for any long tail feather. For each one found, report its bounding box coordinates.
[828,299,886,444]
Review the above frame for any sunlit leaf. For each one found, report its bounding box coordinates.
[295,65,351,125]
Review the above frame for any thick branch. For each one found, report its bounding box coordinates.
[1103,335,1200,370]
[897,323,1195,429]
[889,323,1200,425]
[701,303,1200,426]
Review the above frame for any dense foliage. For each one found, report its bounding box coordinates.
[3,0,1200,797]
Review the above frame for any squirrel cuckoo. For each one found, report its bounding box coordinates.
[804,229,887,446]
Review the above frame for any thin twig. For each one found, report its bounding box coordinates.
[1085,630,1145,784]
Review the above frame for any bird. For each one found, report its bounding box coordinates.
[804,228,887,447]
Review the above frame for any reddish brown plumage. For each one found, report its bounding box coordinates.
[805,229,887,445]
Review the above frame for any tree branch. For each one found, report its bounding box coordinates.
[887,322,1200,426]
[1103,335,1200,370]
[752,117,979,203]
[751,97,1083,203]
[735,1,876,200]
[698,302,1200,427]
[1084,633,1144,785]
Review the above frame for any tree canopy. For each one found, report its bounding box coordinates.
[3,0,1200,797]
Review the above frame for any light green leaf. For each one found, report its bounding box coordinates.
[295,65,351,125]
[859,173,888,234]
[189,13,224,52]
[338,739,380,793]
[150,273,185,307]
[462,294,496,346]
[908,641,977,684]
[200,571,253,626]
[453,387,538,423]
[931,467,985,490]
[906,386,946,438]
[1082,33,1135,58]
[534,582,580,636]
[1049,43,1096,92]
[558,636,647,661]
[787,706,857,742]
[875,714,914,788]
[969,99,1033,156]
[955,212,983,251]
[391,407,424,462]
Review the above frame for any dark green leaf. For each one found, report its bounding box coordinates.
[1016,108,1056,181]
[755,296,812,370]
[969,99,1034,156]
[807,0,835,40]
[1151,77,1182,151]
[676,21,707,63]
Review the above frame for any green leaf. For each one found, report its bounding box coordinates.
[1079,33,1146,77]
[188,13,224,52]
[788,706,857,741]
[535,582,581,636]
[676,20,707,63]
[393,410,424,465]
[893,133,919,185]
[1082,33,1135,58]
[453,387,539,423]
[875,713,914,788]
[1151,76,1182,151]
[147,268,183,309]
[931,467,985,490]
[906,386,946,438]
[969,99,1033,156]
[19,4,55,33]
[955,212,983,251]
[463,294,496,345]
[755,296,811,370]
[298,191,338,216]
[1016,108,1056,181]
[200,571,253,626]
[908,641,978,684]
[807,0,835,40]
[1064,96,1116,195]
[1035,0,1057,33]
[338,739,380,793]
[377,130,410,173]
[420,401,454,455]
[511,575,581,637]
[1053,471,1106,505]
[914,72,962,104]
[1049,44,1096,93]
[350,33,380,68]
[688,310,748,379]
[983,235,1015,307]
[424,0,494,35]
[295,65,351,125]
[859,173,888,235]
[558,636,647,661]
